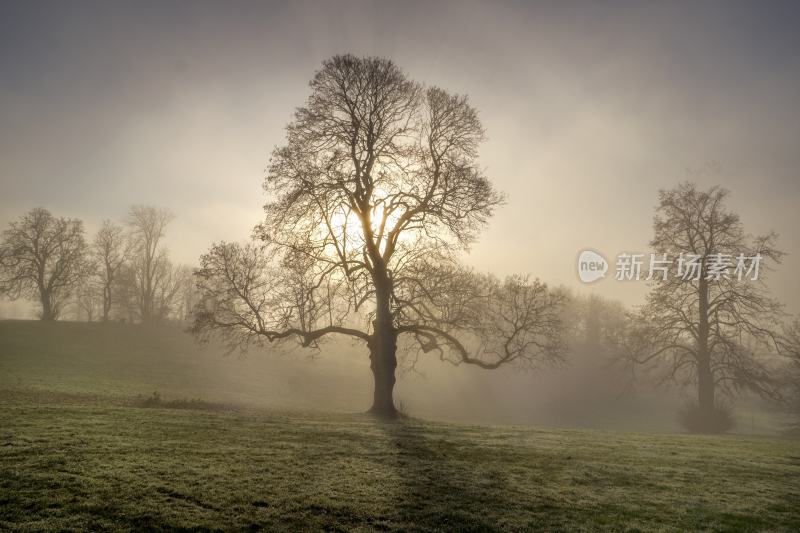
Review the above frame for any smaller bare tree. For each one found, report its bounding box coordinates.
[126,205,174,323]
[621,182,785,432]
[175,264,198,321]
[0,208,89,321]
[92,220,128,321]
[73,269,100,321]
[154,262,193,321]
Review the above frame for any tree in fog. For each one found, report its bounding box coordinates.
[193,55,565,417]
[175,264,199,321]
[623,183,784,431]
[153,262,193,321]
[778,320,800,434]
[92,220,128,321]
[575,294,627,351]
[73,263,99,321]
[125,206,174,323]
[0,208,88,321]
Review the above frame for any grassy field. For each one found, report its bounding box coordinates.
[1,321,799,531]
[0,320,375,412]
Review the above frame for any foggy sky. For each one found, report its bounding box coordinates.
[2,0,799,314]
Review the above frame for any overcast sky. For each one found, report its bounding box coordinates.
[2,0,799,314]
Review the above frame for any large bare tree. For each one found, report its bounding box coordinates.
[193,55,565,417]
[622,182,784,430]
[0,207,88,321]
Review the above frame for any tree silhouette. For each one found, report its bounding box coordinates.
[192,55,565,417]
[0,207,88,320]
[92,219,128,321]
[125,205,174,323]
[622,182,785,431]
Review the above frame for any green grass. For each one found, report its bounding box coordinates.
[1,321,799,531]
[0,319,374,412]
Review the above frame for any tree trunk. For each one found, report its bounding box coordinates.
[39,289,55,321]
[696,277,715,421]
[102,284,112,321]
[368,332,398,418]
[697,357,715,413]
[367,269,398,418]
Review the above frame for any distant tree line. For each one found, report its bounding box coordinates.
[0,205,196,323]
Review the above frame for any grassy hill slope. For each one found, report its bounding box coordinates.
[1,320,787,433]
[1,320,799,531]
[0,319,374,412]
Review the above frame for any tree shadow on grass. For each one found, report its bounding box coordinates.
[375,419,519,532]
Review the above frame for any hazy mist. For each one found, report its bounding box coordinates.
[3,4,800,529]
[2,0,799,315]
[2,1,799,431]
